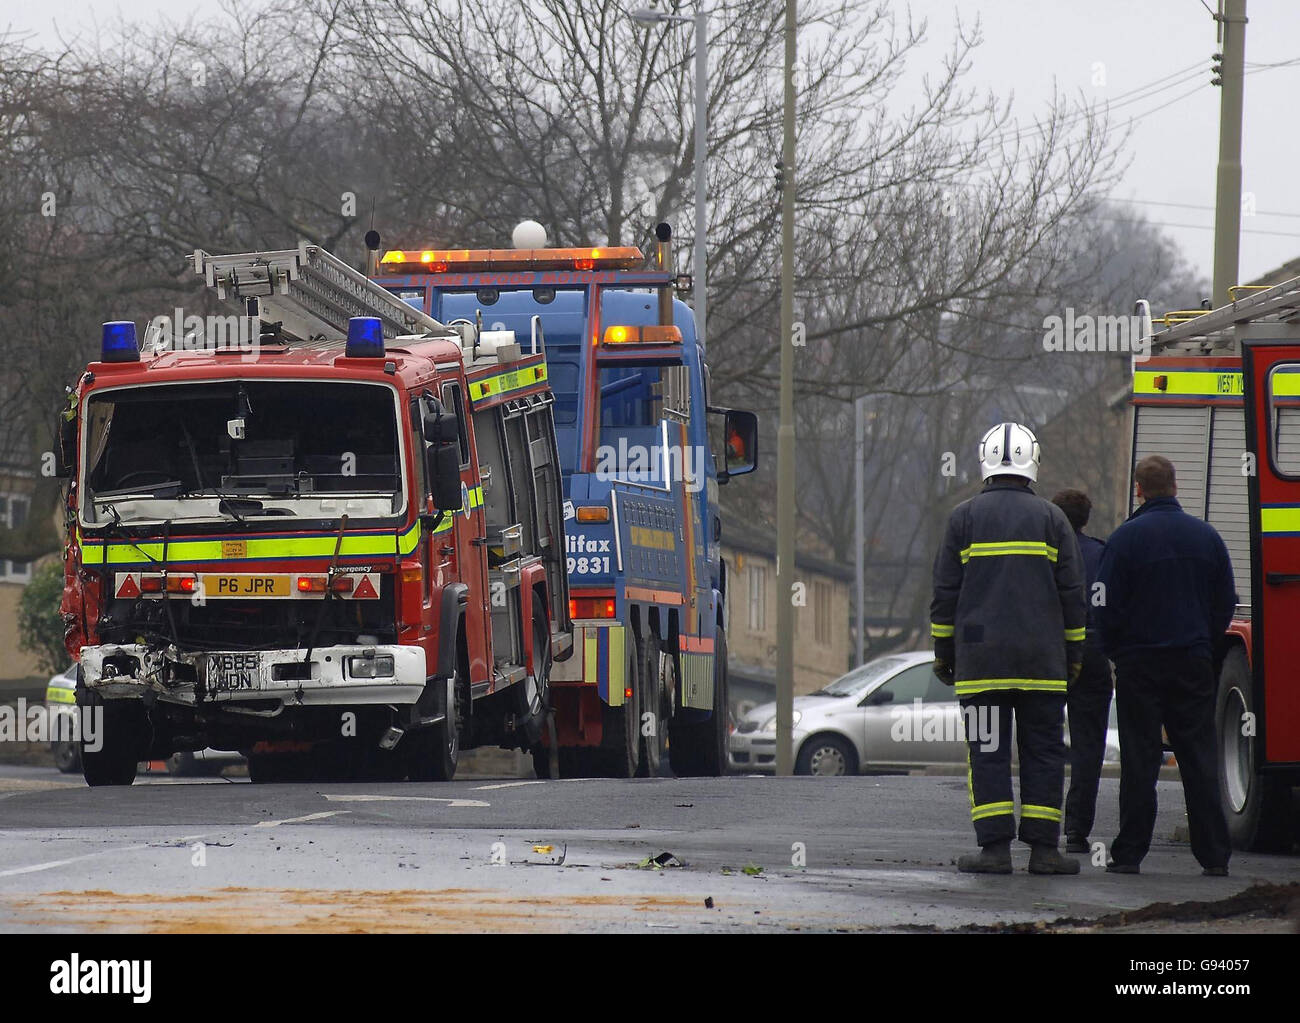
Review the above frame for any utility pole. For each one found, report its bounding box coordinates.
[854,395,865,667]
[774,0,797,776]
[1212,0,1248,307]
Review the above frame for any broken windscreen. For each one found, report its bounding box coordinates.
[80,379,405,525]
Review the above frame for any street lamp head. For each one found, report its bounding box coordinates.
[631,6,665,24]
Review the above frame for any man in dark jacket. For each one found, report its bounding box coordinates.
[1051,489,1111,854]
[1097,455,1235,875]
[932,423,1088,875]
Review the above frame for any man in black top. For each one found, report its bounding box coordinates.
[1051,489,1111,855]
[1096,455,1236,875]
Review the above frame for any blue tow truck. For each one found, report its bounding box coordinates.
[372,225,757,776]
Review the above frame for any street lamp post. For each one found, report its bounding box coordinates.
[631,4,708,350]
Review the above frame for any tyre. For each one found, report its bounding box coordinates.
[414,638,466,782]
[52,741,81,774]
[669,626,729,777]
[636,631,667,777]
[81,700,143,787]
[1216,646,1293,852]
[795,733,859,777]
[517,607,552,748]
[600,627,641,778]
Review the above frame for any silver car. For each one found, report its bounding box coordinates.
[729,651,1120,776]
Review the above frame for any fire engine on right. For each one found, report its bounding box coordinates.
[1130,277,1300,851]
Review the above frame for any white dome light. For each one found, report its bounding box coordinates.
[512,220,548,250]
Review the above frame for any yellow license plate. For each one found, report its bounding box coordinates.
[200,574,290,598]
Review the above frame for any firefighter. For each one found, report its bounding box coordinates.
[1050,489,1112,855]
[931,423,1087,874]
[1096,455,1234,876]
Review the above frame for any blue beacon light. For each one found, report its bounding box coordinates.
[100,321,139,363]
[346,317,385,358]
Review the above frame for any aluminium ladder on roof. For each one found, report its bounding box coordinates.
[1149,274,1300,352]
[192,240,451,343]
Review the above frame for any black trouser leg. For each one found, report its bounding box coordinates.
[1161,654,1232,869]
[1015,690,1067,845]
[1064,649,1112,840]
[1111,658,1165,865]
[962,693,1015,846]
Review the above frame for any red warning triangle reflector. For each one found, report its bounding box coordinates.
[116,575,140,599]
[353,575,379,600]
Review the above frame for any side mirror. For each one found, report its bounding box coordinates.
[864,689,894,707]
[427,443,463,513]
[55,416,76,479]
[715,408,757,481]
[423,411,459,447]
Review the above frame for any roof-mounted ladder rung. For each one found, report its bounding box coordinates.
[193,241,451,343]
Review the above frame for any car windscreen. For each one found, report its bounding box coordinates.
[814,656,911,696]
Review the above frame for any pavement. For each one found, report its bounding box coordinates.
[0,764,1297,932]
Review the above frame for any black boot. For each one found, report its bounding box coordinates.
[957,839,1012,874]
[1028,843,1080,875]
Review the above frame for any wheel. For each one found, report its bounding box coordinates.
[80,699,144,787]
[517,608,552,748]
[668,626,729,777]
[600,627,641,778]
[1216,646,1293,852]
[52,741,81,774]
[795,733,858,777]
[636,631,667,777]
[414,639,466,782]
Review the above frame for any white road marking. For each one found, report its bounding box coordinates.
[0,830,225,879]
[473,780,545,791]
[322,794,490,807]
[253,811,350,828]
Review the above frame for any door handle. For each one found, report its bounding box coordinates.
[1265,572,1300,585]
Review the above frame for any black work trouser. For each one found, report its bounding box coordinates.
[1111,649,1230,869]
[961,689,1067,846]
[1064,646,1113,840]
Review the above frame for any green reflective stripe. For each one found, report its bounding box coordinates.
[1064,627,1085,642]
[1133,369,1244,398]
[1021,804,1062,823]
[1260,506,1300,534]
[45,688,76,704]
[954,678,1067,696]
[466,485,484,509]
[971,801,1014,822]
[79,523,422,565]
[959,541,1058,564]
[931,623,954,638]
[468,363,548,404]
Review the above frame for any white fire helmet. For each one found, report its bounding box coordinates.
[978,422,1041,482]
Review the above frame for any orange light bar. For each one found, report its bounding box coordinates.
[297,575,327,593]
[601,324,683,345]
[380,247,644,272]
[165,575,197,594]
[575,506,610,523]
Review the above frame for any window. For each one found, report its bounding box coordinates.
[1268,364,1300,478]
[814,581,833,645]
[0,493,32,582]
[747,562,767,633]
[862,662,935,707]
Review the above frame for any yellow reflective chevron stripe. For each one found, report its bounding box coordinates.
[1260,505,1300,534]
[959,541,1058,564]
[465,485,484,510]
[971,801,1014,822]
[45,687,76,704]
[1021,804,1063,823]
[468,363,548,404]
[931,623,954,638]
[79,523,422,565]
[1064,627,1086,642]
[954,678,1067,696]
[1133,369,1244,398]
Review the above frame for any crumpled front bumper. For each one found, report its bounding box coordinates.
[78,643,427,709]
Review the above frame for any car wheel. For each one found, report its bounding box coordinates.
[52,741,81,774]
[795,734,858,777]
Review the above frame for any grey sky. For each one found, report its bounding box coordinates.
[6,0,1297,290]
